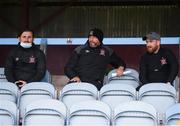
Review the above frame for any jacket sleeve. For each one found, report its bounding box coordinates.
[109,51,126,69]
[5,50,16,83]
[28,50,46,82]
[139,55,148,85]
[64,50,79,79]
[166,50,179,84]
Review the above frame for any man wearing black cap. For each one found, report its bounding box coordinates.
[64,28,126,90]
[139,32,179,86]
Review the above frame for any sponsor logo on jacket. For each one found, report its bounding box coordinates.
[160,57,167,66]
[29,56,35,63]
[100,49,105,56]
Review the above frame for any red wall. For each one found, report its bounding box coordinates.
[0,45,179,75]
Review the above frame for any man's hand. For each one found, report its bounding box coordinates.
[70,76,81,83]
[116,66,124,76]
[15,80,27,88]
[166,82,171,85]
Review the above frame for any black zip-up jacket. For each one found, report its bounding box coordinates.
[64,42,126,89]
[5,43,46,83]
[139,47,179,85]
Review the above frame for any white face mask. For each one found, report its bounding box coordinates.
[20,42,32,48]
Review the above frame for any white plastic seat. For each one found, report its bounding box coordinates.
[41,70,52,83]
[19,82,56,119]
[99,84,136,109]
[107,68,139,88]
[0,67,7,82]
[0,82,19,104]
[165,103,180,126]
[59,82,98,109]
[112,101,158,126]
[139,83,177,120]
[22,99,67,126]
[68,100,111,126]
[0,100,19,126]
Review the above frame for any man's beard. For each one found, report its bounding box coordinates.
[147,46,158,53]
[89,41,100,48]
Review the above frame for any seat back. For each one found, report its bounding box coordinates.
[41,70,52,83]
[99,84,136,109]
[23,99,66,126]
[139,83,177,119]
[19,82,56,118]
[0,67,7,82]
[0,82,19,103]
[107,68,139,88]
[0,100,18,126]
[112,101,158,126]
[165,103,180,125]
[59,82,98,109]
[68,100,111,126]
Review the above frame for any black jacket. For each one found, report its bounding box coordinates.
[139,47,179,85]
[5,43,46,83]
[64,42,126,89]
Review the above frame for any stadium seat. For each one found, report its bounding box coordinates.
[0,67,8,82]
[165,103,180,126]
[0,82,19,104]
[112,101,158,126]
[67,100,111,126]
[41,70,52,83]
[99,84,136,109]
[18,82,56,120]
[107,68,139,88]
[0,100,19,126]
[59,82,98,109]
[22,99,67,126]
[139,83,177,120]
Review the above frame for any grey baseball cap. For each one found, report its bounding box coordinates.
[142,32,160,41]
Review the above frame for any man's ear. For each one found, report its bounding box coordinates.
[18,37,20,42]
[157,40,161,46]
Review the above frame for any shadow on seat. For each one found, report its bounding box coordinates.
[59,82,98,109]
[112,101,158,126]
[0,82,19,104]
[67,100,111,126]
[0,100,19,126]
[165,103,180,125]
[99,84,137,109]
[22,99,66,126]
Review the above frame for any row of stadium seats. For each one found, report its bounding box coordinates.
[0,67,140,88]
[0,81,179,125]
[1,67,178,90]
[0,67,179,126]
[0,67,52,83]
[1,99,180,126]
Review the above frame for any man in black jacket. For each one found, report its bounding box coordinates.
[5,29,46,88]
[64,28,126,90]
[139,32,179,86]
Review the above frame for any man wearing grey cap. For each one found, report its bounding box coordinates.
[139,32,179,86]
[64,28,126,90]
